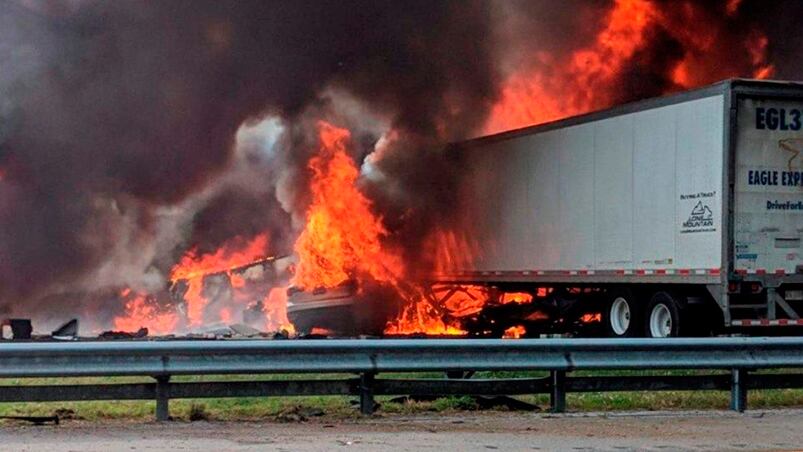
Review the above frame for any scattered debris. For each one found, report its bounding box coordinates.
[242,301,265,326]
[98,327,148,340]
[274,405,324,422]
[299,333,329,339]
[386,395,540,411]
[388,395,439,404]
[194,323,234,338]
[349,399,381,412]
[188,403,209,421]
[53,408,79,420]
[51,319,78,341]
[1,319,33,340]
[229,323,262,337]
[272,329,291,340]
[473,395,540,411]
[0,415,59,425]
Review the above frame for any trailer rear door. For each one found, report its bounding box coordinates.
[734,98,803,275]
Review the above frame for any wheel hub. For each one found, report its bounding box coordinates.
[650,303,672,337]
[610,297,631,336]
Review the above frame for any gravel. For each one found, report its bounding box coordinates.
[2,409,803,451]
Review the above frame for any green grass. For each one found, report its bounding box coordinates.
[2,371,803,421]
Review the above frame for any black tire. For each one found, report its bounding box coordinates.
[645,291,684,338]
[603,289,642,338]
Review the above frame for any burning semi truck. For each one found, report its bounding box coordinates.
[290,79,803,339]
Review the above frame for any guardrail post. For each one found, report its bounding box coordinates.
[550,370,566,413]
[359,372,375,415]
[155,375,171,421]
[730,368,748,412]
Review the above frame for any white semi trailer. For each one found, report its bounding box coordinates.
[437,79,803,338]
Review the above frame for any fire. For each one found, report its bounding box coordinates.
[310,327,333,336]
[384,284,493,335]
[580,313,602,323]
[501,292,533,304]
[746,32,774,80]
[113,290,178,335]
[292,121,404,290]
[384,299,467,336]
[525,311,550,322]
[503,325,526,339]
[384,285,540,336]
[485,0,775,135]
[264,287,294,333]
[429,228,478,276]
[486,0,656,132]
[170,234,269,325]
[291,121,465,334]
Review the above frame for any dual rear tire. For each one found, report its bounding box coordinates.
[645,291,683,338]
[604,289,685,338]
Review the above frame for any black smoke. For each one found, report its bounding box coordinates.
[0,0,499,316]
[0,0,801,322]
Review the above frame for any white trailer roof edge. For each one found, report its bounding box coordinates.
[454,79,803,151]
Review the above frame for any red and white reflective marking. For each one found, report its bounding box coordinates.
[735,269,790,276]
[733,319,803,327]
[456,269,722,277]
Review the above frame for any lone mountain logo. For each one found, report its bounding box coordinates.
[681,201,715,233]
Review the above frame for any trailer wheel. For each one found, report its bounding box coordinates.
[603,289,641,337]
[646,291,683,338]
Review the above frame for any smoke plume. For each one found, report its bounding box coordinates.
[0,0,801,324]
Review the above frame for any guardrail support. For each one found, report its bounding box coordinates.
[550,370,566,413]
[730,368,748,412]
[155,375,171,421]
[359,372,375,415]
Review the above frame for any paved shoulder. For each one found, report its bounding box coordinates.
[1,410,802,451]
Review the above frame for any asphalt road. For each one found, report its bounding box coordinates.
[2,409,803,451]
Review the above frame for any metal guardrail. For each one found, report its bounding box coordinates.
[1,337,803,420]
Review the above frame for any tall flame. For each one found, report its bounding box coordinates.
[264,287,293,333]
[292,121,403,290]
[486,0,774,134]
[487,0,656,132]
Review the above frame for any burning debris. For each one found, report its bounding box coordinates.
[1,319,32,340]
[98,327,148,340]
[51,318,78,341]
[0,1,800,337]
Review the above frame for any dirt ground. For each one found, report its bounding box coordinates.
[2,409,803,451]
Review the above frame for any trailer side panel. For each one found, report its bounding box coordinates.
[452,95,725,277]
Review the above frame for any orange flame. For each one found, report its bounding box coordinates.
[264,287,294,333]
[487,0,656,133]
[170,234,269,325]
[429,228,478,276]
[526,310,550,322]
[310,327,333,336]
[503,325,526,339]
[292,121,404,290]
[501,292,533,304]
[580,313,602,323]
[746,31,774,80]
[384,299,467,335]
[113,290,178,335]
[486,0,774,134]
[384,284,538,336]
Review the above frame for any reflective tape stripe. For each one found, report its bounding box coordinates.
[734,319,803,326]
